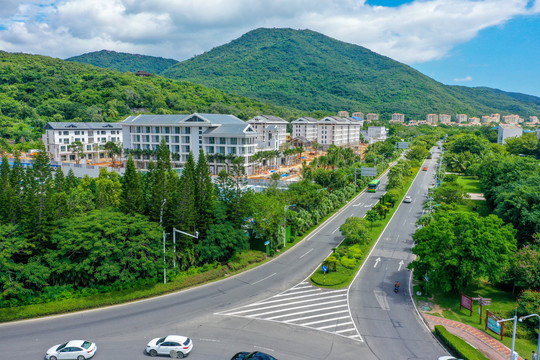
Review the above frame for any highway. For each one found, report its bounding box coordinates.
[0,149,448,359]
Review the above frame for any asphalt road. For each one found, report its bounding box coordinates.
[0,150,447,360]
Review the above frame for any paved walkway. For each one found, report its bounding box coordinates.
[423,313,523,360]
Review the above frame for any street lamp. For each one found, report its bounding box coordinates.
[519,313,539,360]
[498,314,518,360]
[283,204,296,247]
[172,228,199,269]
[160,199,167,285]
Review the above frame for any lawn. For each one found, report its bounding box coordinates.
[456,175,482,193]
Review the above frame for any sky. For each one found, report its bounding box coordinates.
[1,0,540,97]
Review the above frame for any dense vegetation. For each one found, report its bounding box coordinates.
[162,28,540,119]
[0,51,307,146]
[66,50,178,74]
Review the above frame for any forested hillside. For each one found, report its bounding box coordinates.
[162,28,540,119]
[66,50,178,74]
[0,51,306,145]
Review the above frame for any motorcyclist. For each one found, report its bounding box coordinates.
[394,281,400,292]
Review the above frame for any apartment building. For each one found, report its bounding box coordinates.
[121,113,259,175]
[391,113,405,122]
[361,126,388,144]
[529,116,539,123]
[247,115,288,151]
[43,122,122,163]
[439,114,451,123]
[351,112,364,119]
[497,124,523,144]
[491,113,501,123]
[456,114,468,123]
[337,111,350,117]
[366,113,379,121]
[317,116,362,149]
[426,114,438,125]
[469,117,480,124]
[291,117,318,142]
[502,114,521,124]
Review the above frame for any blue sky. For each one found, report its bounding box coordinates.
[0,0,539,97]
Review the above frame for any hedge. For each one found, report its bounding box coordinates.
[434,325,490,360]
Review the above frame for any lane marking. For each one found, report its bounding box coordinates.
[374,257,381,268]
[251,273,276,285]
[299,248,313,259]
[332,227,340,234]
[398,260,404,271]
[374,290,390,311]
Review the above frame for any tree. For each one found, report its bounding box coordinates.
[405,145,429,163]
[120,155,143,214]
[339,216,370,245]
[68,141,85,164]
[509,245,540,290]
[433,182,469,205]
[0,155,12,223]
[365,210,379,230]
[94,168,122,209]
[101,141,122,167]
[408,212,517,293]
[195,149,215,238]
[505,132,538,157]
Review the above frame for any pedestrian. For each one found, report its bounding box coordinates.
[532,350,538,360]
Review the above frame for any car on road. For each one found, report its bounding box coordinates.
[146,335,193,358]
[231,351,278,360]
[403,196,412,203]
[422,166,428,171]
[45,340,96,360]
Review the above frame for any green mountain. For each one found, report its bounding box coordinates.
[162,28,540,119]
[0,51,305,143]
[66,50,178,74]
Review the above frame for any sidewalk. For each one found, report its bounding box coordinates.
[423,313,524,360]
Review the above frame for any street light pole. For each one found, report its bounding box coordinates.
[160,199,167,285]
[519,313,540,359]
[498,314,518,360]
[172,228,199,269]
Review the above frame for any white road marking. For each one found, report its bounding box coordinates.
[398,260,405,271]
[332,227,340,234]
[299,248,313,259]
[251,273,276,285]
[353,202,364,207]
[374,257,381,268]
[304,316,350,327]
[317,320,353,330]
[374,290,390,311]
[197,338,221,342]
[279,308,349,322]
[254,346,275,352]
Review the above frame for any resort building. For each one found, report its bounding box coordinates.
[391,113,405,122]
[247,115,288,151]
[317,116,362,149]
[456,114,468,123]
[291,117,318,143]
[426,114,438,125]
[43,122,122,163]
[497,124,523,144]
[439,114,451,123]
[366,113,379,121]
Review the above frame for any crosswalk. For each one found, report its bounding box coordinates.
[215,281,363,341]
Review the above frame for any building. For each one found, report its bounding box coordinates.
[366,113,379,121]
[247,115,288,151]
[469,117,480,124]
[361,126,388,144]
[391,113,405,122]
[291,117,318,143]
[491,113,501,123]
[337,111,350,117]
[456,114,468,123]
[317,116,362,149]
[426,114,438,125]
[502,114,521,124]
[43,122,123,163]
[529,116,539,123]
[497,124,523,144]
[121,113,259,175]
[439,114,451,123]
[351,112,364,119]
[481,115,492,123]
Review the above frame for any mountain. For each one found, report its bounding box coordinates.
[0,51,305,143]
[66,50,178,74]
[162,28,540,119]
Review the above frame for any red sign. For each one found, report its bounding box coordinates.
[460,293,473,316]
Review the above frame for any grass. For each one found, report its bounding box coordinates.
[310,166,421,289]
[456,176,482,193]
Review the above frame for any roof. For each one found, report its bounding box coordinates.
[44,122,122,130]
[319,116,352,124]
[164,335,188,343]
[247,115,288,124]
[204,123,258,136]
[121,113,244,125]
[292,117,318,123]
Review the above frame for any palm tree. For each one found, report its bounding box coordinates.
[101,141,123,167]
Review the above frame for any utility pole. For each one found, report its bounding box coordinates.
[172,228,199,269]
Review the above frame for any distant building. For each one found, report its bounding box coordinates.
[456,114,468,123]
[481,115,492,123]
[497,123,522,144]
[43,122,122,163]
[439,114,451,123]
[502,114,521,124]
[391,113,405,122]
[469,117,480,124]
[291,117,318,143]
[351,112,364,119]
[529,116,539,123]
[338,111,350,117]
[317,116,362,149]
[361,126,388,144]
[135,70,151,77]
[247,115,288,151]
[491,113,501,123]
[365,113,379,121]
[426,114,438,125]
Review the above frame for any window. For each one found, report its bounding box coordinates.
[143,135,150,142]
[60,146,66,151]
[208,137,215,144]
[64,139,69,144]
[207,146,214,153]
[86,145,92,151]
[218,146,225,155]
[230,138,237,145]
[174,127,180,134]
[146,127,151,133]
[154,127,160,134]
[182,145,190,153]
[219,137,226,144]
[173,136,179,143]
[241,138,246,145]
[164,127,170,134]
[228,147,236,155]
[63,131,69,135]
[183,136,190,143]
[163,136,169,143]
[153,135,159,142]
[136,126,141,133]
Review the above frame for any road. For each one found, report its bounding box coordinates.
[0,150,447,359]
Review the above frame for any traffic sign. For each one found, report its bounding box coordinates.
[322,265,328,273]
[264,241,270,246]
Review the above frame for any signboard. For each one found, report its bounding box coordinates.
[322,265,328,273]
[486,310,504,341]
[361,167,378,177]
[396,142,409,149]
[264,241,270,246]
[460,293,473,316]
[480,298,492,306]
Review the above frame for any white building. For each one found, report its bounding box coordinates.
[456,114,468,123]
[502,114,521,124]
[469,117,481,124]
[366,113,379,121]
[291,117,318,142]
[426,114,438,125]
[361,126,388,144]
[497,124,523,144]
[351,112,364,119]
[317,116,362,149]
[247,115,288,151]
[43,122,123,163]
[439,114,451,123]
[121,113,259,175]
[392,113,405,122]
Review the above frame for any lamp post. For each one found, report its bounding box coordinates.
[519,313,540,359]
[160,199,167,285]
[498,314,518,360]
[172,228,199,269]
[283,204,296,247]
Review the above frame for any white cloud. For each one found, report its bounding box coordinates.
[0,0,538,64]
[454,76,473,82]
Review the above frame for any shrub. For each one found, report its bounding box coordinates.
[434,325,490,360]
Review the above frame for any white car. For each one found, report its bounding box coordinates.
[403,196,412,203]
[438,357,461,360]
[146,335,193,358]
[45,340,96,360]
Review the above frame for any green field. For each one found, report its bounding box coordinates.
[456,176,483,193]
